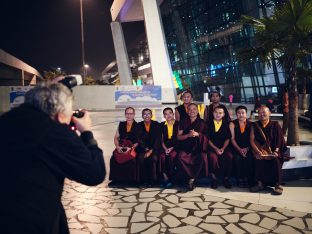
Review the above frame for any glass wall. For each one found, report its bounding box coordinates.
[160,0,285,102]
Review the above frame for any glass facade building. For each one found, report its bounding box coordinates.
[160,0,286,102]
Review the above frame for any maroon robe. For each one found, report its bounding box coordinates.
[207,120,233,177]
[205,104,231,123]
[137,120,161,184]
[231,119,254,185]
[176,117,209,180]
[159,121,179,178]
[109,121,140,183]
[252,120,285,185]
[175,105,188,122]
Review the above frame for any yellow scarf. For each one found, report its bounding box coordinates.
[164,121,175,139]
[214,120,222,132]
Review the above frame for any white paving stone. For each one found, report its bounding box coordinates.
[196,202,211,210]
[273,224,302,234]
[117,208,132,216]
[306,218,312,230]
[282,217,306,230]
[211,209,231,216]
[224,199,248,208]
[66,209,79,219]
[153,199,167,203]
[85,223,103,234]
[148,203,163,211]
[162,189,178,194]
[225,223,246,234]
[135,203,147,212]
[123,195,137,202]
[103,217,129,227]
[158,194,167,197]
[166,195,179,204]
[259,217,278,229]
[210,202,232,209]
[234,207,254,214]
[104,228,127,234]
[141,224,161,234]
[68,222,84,229]
[70,230,90,234]
[118,191,139,196]
[247,203,271,212]
[239,223,268,233]
[205,216,226,224]
[276,208,307,217]
[181,216,203,226]
[147,211,163,217]
[142,188,161,192]
[162,202,176,208]
[106,209,120,216]
[203,195,225,202]
[168,207,189,218]
[139,198,156,202]
[169,225,203,233]
[95,203,111,209]
[139,191,160,198]
[199,223,226,234]
[222,214,240,223]
[180,197,203,202]
[241,213,261,224]
[77,214,101,223]
[130,212,146,222]
[178,202,199,210]
[163,215,182,227]
[260,212,288,220]
[84,206,106,216]
[194,210,210,218]
[113,202,137,208]
[130,222,154,233]
[146,217,160,222]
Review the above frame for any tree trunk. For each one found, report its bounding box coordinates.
[302,77,308,110]
[287,64,300,146]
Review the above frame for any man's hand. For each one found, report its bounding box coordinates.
[72,110,92,132]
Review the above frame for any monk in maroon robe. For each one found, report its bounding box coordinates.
[204,90,231,123]
[175,90,194,122]
[176,103,209,191]
[137,108,161,186]
[229,105,254,187]
[109,107,140,184]
[207,105,233,189]
[250,106,286,195]
[160,107,179,188]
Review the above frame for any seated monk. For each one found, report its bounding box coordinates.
[109,107,140,185]
[159,107,179,188]
[176,103,208,191]
[250,106,286,195]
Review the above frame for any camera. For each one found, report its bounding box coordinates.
[59,75,83,90]
[70,109,84,131]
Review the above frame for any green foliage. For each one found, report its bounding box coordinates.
[43,69,66,81]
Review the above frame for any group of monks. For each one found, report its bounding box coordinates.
[109,90,287,195]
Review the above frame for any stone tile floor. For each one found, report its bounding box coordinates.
[63,180,312,234]
[62,109,312,234]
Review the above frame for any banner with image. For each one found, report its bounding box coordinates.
[115,86,162,108]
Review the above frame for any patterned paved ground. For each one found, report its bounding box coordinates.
[63,180,312,234]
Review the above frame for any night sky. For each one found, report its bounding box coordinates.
[0,0,144,79]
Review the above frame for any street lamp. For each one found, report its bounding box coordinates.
[84,64,89,77]
[80,0,86,83]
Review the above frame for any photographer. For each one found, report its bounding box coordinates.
[0,82,105,234]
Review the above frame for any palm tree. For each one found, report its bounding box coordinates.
[238,0,312,145]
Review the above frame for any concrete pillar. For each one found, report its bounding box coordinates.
[141,0,177,103]
[110,21,132,85]
[21,70,24,86]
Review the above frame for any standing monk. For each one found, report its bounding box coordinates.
[229,106,254,187]
[204,90,231,123]
[109,107,140,185]
[137,108,161,186]
[250,106,286,195]
[207,105,233,189]
[159,107,179,188]
[176,103,209,191]
[175,90,193,122]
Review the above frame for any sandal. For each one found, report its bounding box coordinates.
[187,178,195,191]
[272,186,283,195]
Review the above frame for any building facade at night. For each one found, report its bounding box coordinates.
[160,0,286,102]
